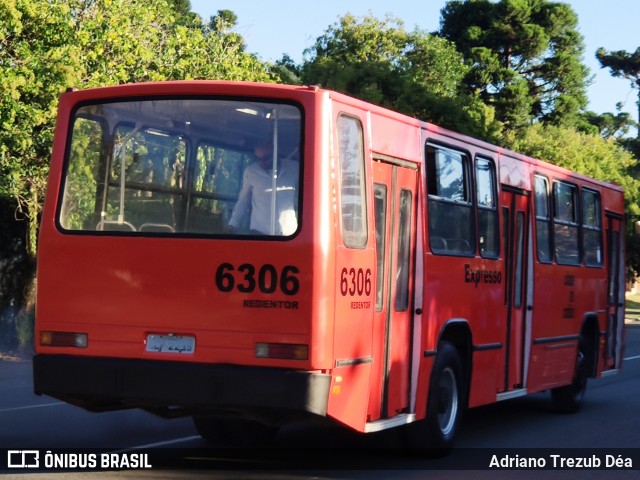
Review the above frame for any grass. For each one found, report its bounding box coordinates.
[626,292,640,322]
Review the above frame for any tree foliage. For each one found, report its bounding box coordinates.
[509,124,639,211]
[0,0,273,256]
[439,0,589,131]
[596,47,640,138]
[509,122,640,275]
[582,109,637,140]
[301,13,502,142]
[0,0,81,253]
[167,0,197,26]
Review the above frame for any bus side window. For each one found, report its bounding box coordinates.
[338,115,368,248]
[374,184,387,311]
[553,181,580,265]
[582,189,603,266]
[534,175,552,263]
[476,157,499,258]
[426,143,474,256]
[395,189,412,311]
[60,117,104,230]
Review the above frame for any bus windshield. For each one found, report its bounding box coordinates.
[59,98,302,237]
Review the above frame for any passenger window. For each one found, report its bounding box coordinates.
[534,175,552,263]
[374,184,387,311]
[514,211,525,308]
[553,181,580,265]
[476,158,499,258]
[395,189,412,311]
[338,115,367,248]
[60,117,103,230]
[426,144,474,255]
[582,189,603,266]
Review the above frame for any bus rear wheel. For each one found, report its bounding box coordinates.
[402,341,464,455]
[192,415,278,447]
[551,335,590,413]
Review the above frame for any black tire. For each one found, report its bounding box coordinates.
[192,415,278,447]
[551,336,590,413]
[402,341,464,455]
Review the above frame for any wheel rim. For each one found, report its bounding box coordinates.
[437,366,459,436]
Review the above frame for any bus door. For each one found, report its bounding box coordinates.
[605,214,624,370]
[500,187,530,391]
[372,158,418,418]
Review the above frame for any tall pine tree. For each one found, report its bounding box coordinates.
[439,0,589,132]
[596,47,640,139]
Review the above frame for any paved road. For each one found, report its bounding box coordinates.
[1,324,639,479]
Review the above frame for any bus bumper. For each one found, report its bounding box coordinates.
[32,355,331,418]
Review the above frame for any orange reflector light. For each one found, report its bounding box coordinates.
[40,331,88,348]
[255,342,308,360]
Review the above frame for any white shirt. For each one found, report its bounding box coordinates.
[228,158,299,235]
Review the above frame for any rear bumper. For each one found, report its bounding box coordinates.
[33,354,330,417]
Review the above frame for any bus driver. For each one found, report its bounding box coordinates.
[227,139,299,235]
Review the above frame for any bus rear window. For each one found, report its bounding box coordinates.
[59,99,302,237]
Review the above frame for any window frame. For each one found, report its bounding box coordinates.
[475,156,500,259]
[425,142,475,257]
[394,188,413,311]
[533,174,553,264]
[337,113,368,249]
[373,183,388,311]
[552,180,581,266]
[581,187,604,267]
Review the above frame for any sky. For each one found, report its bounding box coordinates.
[190,0,640,119]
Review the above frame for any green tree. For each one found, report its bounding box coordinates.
[154,8,272,82]
[211,9,238,32]
[0,0,273,352]
[302,14,414,106]
[301,13,502,142]
[510,125,639,205]
[0,0,82,253]
[270,54,303,85]
[168,0,197,26]
[439,0,589,132]
[0,0,273,258]
[509,123,640,274]
[0,0,81,353]
[582,109,636,140]
[596,47,640,138]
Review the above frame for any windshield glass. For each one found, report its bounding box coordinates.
[59,98,302,237]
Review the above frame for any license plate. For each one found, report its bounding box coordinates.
[146,334,195,354]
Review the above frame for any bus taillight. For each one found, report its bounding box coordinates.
[40,331,88,348]
[255,342,308,360]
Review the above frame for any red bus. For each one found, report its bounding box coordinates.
[33,81,625,450]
